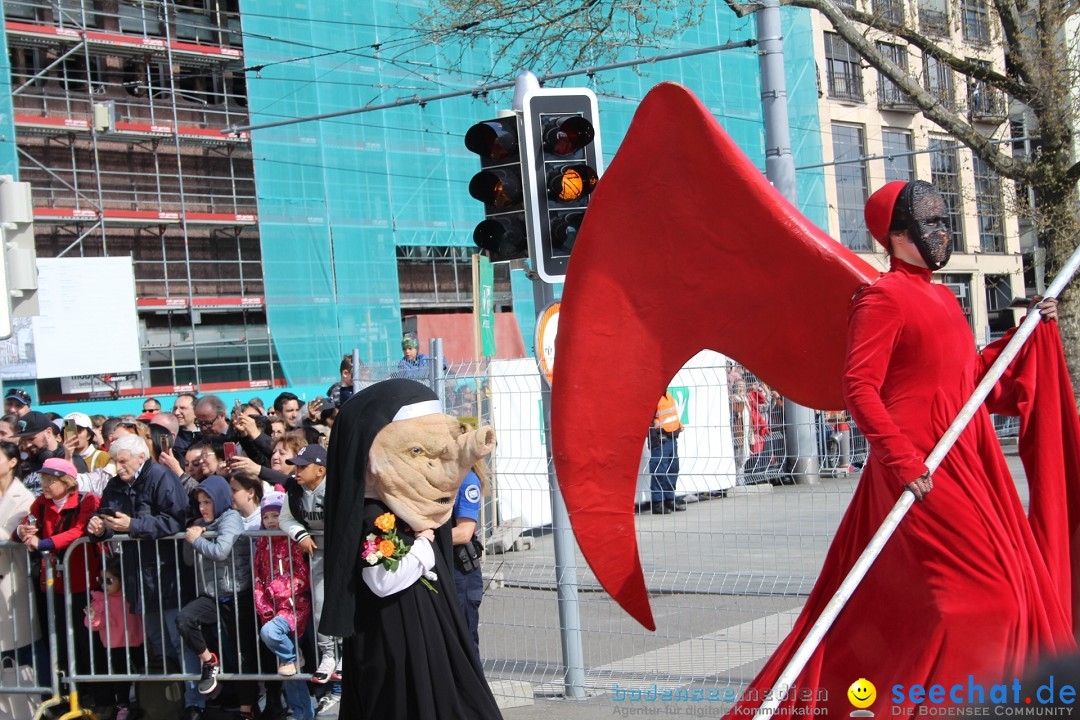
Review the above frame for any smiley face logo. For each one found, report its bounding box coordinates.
[848,678,876,709]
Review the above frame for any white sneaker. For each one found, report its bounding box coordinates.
[315,693,339,716]
[311,655,337,684]
[331,656,342,681]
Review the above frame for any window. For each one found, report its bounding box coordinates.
[939,274,973,330]
[872,0,905,23]
[882,129,914,182]
[924,54,955,109]
[961,0,991,42]
[929,135,965,252]
[876,42,915,109]
[972,155,1005,252]
[832,123,871,251]
[918,0,949,36]
[825,33,864,102]
[984,275,1014,339]
[967,59,1005,120]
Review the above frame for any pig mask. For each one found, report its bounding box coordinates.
[321,379,496,639]
[368,413,495,530]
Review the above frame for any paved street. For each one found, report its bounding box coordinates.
[487,446,1029,719]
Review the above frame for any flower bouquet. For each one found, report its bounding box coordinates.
[362,512,437,592]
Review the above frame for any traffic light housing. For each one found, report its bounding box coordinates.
[464,116,529,263]
[521,88,603,284]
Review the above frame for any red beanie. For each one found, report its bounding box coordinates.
[864,181,908,251]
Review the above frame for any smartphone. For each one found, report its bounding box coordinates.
[159,435,171,454]
[63,418,77,442]
[223,442,238,463]
[98,508,118,518]
[233,399,242,416]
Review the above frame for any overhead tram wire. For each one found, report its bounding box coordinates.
[224,39,759,134]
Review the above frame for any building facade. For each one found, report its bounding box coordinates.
[811,0,1024,345]
[1,0,832,408]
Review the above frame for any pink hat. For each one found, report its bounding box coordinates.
[40,457,78,479]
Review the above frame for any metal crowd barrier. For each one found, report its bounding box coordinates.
[60,532,316,690]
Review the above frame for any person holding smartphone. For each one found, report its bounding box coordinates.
[64,412,112,472]
[17,458,102,700]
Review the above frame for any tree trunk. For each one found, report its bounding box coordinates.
[1031,173,1080,409]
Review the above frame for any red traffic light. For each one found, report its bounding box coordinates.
[547,164,599,203]
[474,216,528,261]
[542,115,595,156]
[465,118,519,161]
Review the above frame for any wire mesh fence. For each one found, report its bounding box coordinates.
[0,347,1029,716]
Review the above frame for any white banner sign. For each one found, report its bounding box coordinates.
[33,257,141,379]
[489,351,738,530]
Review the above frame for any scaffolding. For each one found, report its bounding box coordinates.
[3,0,281,397]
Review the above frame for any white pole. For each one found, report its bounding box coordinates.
[756,241,1080,719]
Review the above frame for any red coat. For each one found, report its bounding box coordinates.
[729,259,1077,717]
[19,492,101,595]
[253,534,311,634]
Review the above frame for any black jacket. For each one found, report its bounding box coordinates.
[92,459,187,612]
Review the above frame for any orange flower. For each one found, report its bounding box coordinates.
[374,513,396,532]
[378,539,396,557]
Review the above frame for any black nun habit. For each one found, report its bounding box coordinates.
[321,378,502,720]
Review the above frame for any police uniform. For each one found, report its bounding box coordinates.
[451,470,484,654]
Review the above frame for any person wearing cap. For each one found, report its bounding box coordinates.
[15,457,102,694]
[4,388,31,417]
[727,181,1072,716]
[14,410,89,496]
[278,444,339,685]
[64,412,112,472]
[254,486,314,719]
[395,334,447,382]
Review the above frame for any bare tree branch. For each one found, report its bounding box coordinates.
[787,0,1035,181]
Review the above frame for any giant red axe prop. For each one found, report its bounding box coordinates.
[550,82,878,631]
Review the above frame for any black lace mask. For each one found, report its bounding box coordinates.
[890,180,952,270]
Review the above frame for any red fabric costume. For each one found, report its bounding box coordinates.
[729,258,1077,716]
[551,83,1080,702]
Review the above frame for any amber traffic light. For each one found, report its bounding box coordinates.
[465,116,528,263]
[520,88,603,283]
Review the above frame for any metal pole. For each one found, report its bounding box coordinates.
[756,241,1080,718]
[532,278,587,699]
[352,347,361,394]
[430,337,446,412]
[756,0,820,484]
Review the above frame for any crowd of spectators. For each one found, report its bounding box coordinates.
[0,386,347,720]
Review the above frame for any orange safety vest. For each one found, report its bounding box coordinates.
[654,393,682,432]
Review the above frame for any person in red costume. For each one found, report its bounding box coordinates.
[725,180,1077,716]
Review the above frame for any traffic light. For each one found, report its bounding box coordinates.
[464,116,529,263]
[0,177,38,340]
[521,88,603,284]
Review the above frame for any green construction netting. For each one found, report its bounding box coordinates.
[239,2,826,384]
[0,5,19,178]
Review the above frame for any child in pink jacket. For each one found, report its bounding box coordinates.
[255,488,313,719]
[85,558,143,719]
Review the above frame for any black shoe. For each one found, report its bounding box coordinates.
[651,503,673,515]
[197,653,220,695]
[183,708,206,720]
[672,499,687,511]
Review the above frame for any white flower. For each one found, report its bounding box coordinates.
[365,554,380,566]
[423,570,438,582]
[365,533,377,541]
